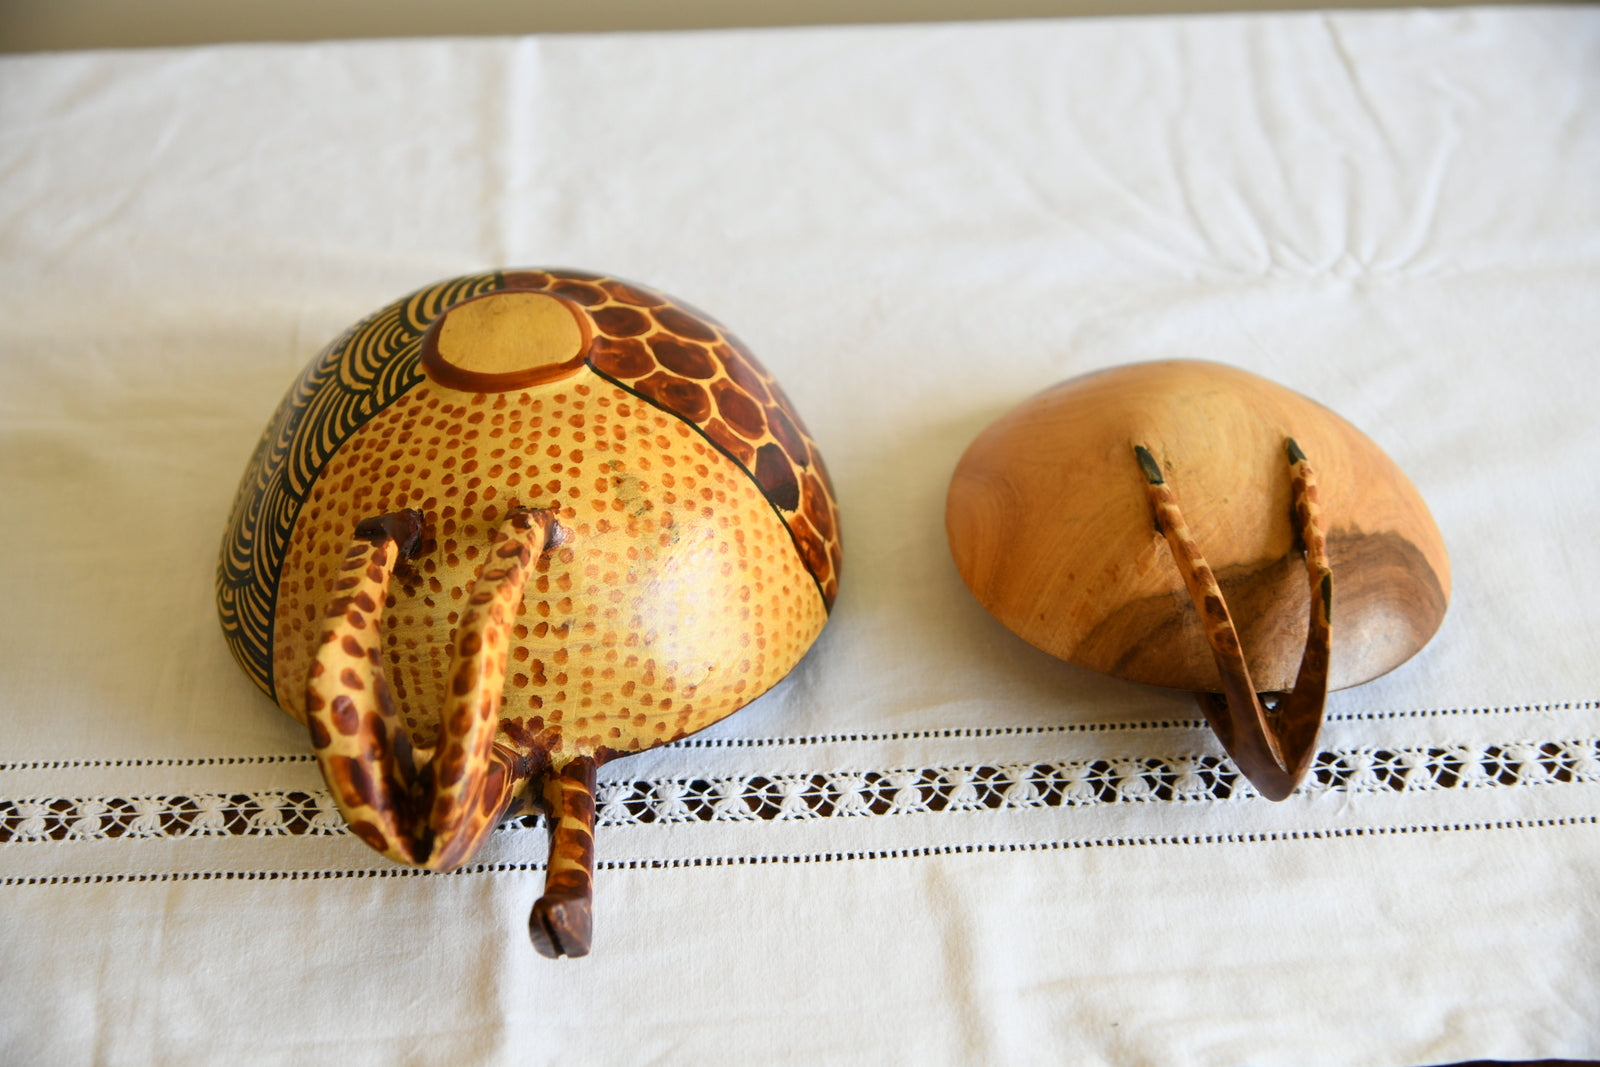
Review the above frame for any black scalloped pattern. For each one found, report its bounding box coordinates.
[215,272,504,698]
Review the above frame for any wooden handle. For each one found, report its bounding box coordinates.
[529,756,598,958]
[1136,440,1332,800]
[305,506,561,869]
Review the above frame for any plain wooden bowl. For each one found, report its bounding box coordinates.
[947,360,1449,797]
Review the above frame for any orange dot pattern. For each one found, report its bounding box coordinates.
[272,372,830,769]
[504,269,841,610]
[218,269,840,704]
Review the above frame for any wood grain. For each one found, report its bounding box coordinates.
[946,360,1450,694]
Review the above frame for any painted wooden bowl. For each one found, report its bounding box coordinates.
[218,269,841,956]
[946,360,1448,799]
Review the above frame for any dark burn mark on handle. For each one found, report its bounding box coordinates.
[530,894,593,961]
[354,509,426,559]
[530,757,599,959]
[1134,445,1165,485]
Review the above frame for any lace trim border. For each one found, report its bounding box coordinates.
[3,737,1597,845]
[1,699,1592,772]
[4,814,1597,887]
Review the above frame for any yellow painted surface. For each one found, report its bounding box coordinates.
[272,370,829,764]
[435,293,585,379]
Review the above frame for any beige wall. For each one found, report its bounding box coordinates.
[0,0,1558,54]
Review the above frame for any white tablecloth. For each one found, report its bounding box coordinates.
[2,7,1597,1063]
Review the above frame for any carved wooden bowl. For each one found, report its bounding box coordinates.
[218,269,841,955]
[946,360,1448,799]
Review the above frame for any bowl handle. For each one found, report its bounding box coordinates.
[528,756,598,958]
[304,506,559,869]
[1134,441,1332,800]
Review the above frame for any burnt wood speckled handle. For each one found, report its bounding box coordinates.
[1135,440,1332,800]
[305,506,561,868]
[529,756,598,958]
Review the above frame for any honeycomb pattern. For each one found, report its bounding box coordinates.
[504,269,841,609]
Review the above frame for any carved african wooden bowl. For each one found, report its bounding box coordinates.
[218,269,841,956]
[946,360,1448,799]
